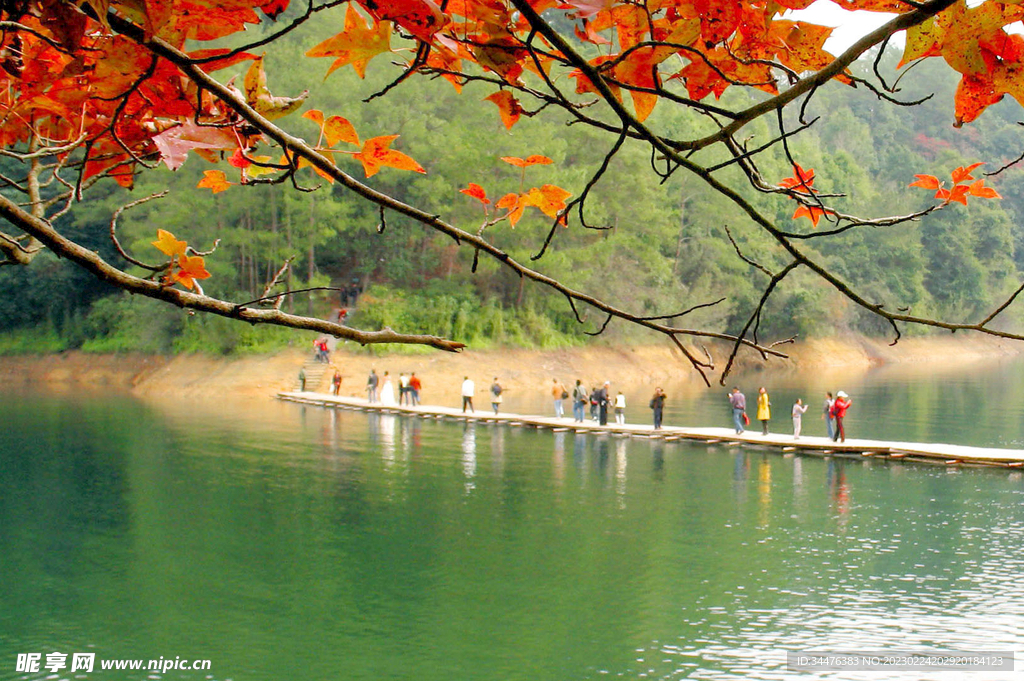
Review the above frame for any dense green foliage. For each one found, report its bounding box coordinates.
[4,32,1024,355]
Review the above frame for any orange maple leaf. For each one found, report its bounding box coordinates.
[523,184,572,220]
[324,116,360,147]
[792,204,829,227]
[304,110,360,147]
[484,91,523,130]
[501,155,553,168]
[951,162,984,184]
[357,0,448,43]
[908,174,941,190]
[353,135,426,177]
[934,185,972,204]
[460,183,490,204]
[171,254,212,290]
[197,169,233,194]
[496,192,525,226]
[306,4,392,79]
[779,163,816,191]
[968,179,1002,199]
[152,229,187,257]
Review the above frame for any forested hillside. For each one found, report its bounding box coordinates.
[4,23,1024,355]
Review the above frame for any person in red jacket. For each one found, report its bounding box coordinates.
[831,391,852,442]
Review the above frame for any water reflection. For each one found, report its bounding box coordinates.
[614,438,627,506]
[553,431,565,486]
[827,458,850,530]
[7,393,1024,681]
[757,455,771,528]
[491,426,505,476]
[462,422,477,492]
[651,440,665,482]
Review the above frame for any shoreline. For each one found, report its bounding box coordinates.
[2,334,1022,401]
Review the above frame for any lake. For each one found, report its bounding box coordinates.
[2,356,1024,680]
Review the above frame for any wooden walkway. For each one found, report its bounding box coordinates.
[277,391,1024,469]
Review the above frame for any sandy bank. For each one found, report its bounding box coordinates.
[3,334,1021,402]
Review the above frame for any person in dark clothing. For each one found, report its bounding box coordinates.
[649,387,667,429]
[589,385,600,421]
[728,387,746,434]
[366,369,379,402]
[597,381,610,426]
[332,370,341,395]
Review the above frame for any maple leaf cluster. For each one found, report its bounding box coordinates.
[0,0,300,187]
[460,155,572,228]
[151,229,212,290]
[778,164,831,227]
[909,163,1002,205]
[899,1,1024,127]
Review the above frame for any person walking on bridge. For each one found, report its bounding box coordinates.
[728,387,746,434]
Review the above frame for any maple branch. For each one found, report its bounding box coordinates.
[258,256,295,310]
[187,0,349,64]
[723,225,772,277]
[508,0,1024,366]
[0,21,74,55]
[986,142,1024,177]
[847,75,933,107]
[669,0,959,151]
[69,7,791,365]
[365,42,431,102]
[720,262,800,382]
[705,119,817,173]
[0,192,467,352]
[531,125,626,261]
[109,190,170,271]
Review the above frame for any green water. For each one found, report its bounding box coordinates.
[3,359,1024,680]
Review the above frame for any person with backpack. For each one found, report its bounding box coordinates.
[572,380,588,423]
[551,378,568,418]
[649,387,666,429]
[490,378,503,414]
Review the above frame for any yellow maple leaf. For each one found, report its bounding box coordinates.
[151,229,187,257]
[306,5,393,79]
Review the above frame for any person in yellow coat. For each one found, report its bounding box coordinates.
[757,386,771,435]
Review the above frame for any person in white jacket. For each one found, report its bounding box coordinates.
[792,398,809,439]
